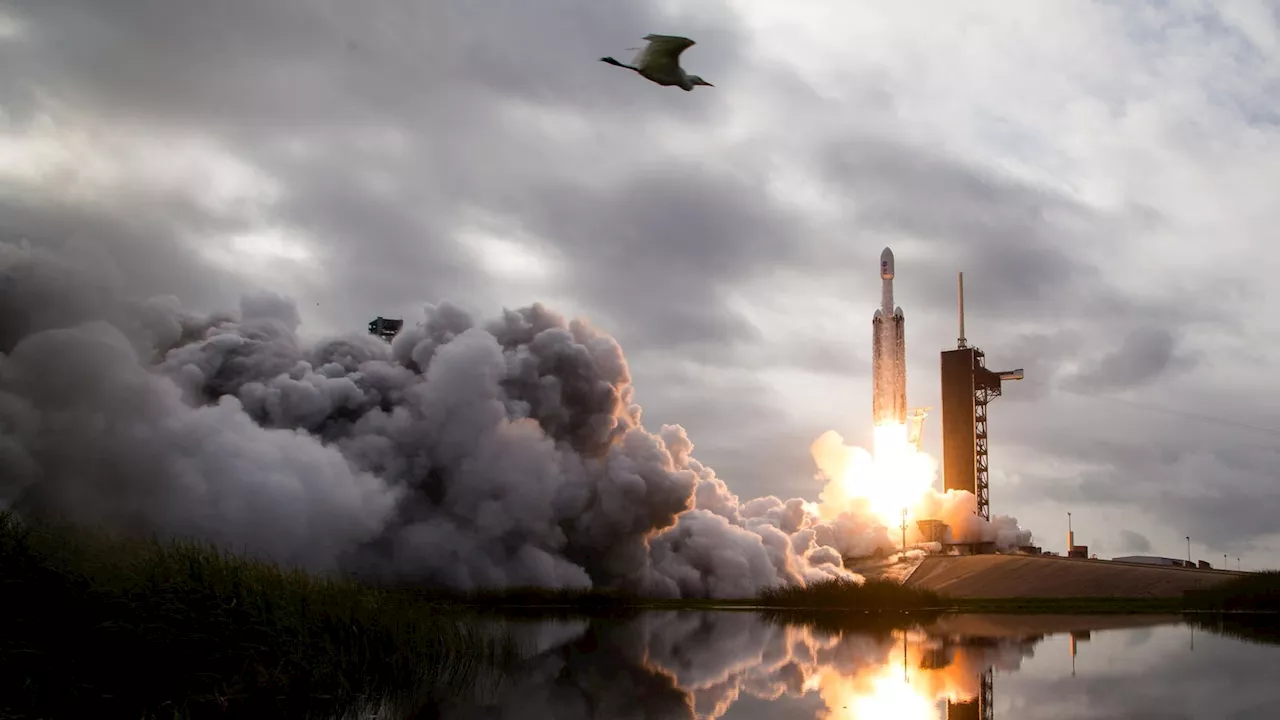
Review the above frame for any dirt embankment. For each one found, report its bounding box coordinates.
[904,554,1244,599]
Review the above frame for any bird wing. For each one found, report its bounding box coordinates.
[633,34,696,73]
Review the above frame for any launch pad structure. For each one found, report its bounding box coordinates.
[939,273,1023,521]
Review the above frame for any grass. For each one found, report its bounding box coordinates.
[1184,613,1280,646]
[0,512,518,719]
[1183,570,1280,612]
[751,578,945,636]
[759,577,942,610]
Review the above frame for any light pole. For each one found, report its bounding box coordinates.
[1224,554,1228,568]
[901,507,907,550]
[1186,536,1191,565]
[1067,511,1073,554]
[1238,557,1241,571]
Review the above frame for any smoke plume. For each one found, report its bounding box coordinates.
[0,243,1033,597]
[0,245,851,596]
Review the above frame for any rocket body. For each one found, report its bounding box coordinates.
[872,247,907,426]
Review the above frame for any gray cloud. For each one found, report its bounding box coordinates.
[4,0,765,351]
[513,164,800,348]
[1001,439,1280,556]
[1117,529,1153,554]
[12,0,730,124]
[1066,326,1197,393]
[817,133,1117,319]
[3,0,1280,564]
[0,195,255,321]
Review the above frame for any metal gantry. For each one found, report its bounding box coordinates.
[972,348,1003,521]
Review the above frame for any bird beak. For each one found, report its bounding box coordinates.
[701,80,714,87]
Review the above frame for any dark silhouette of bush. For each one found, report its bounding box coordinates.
[0,512,515,718]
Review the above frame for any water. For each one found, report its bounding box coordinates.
[407,611,1280,719]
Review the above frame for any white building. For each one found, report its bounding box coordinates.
[1111,555,1191,567]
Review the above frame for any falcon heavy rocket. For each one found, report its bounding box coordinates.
[872,247,907,426]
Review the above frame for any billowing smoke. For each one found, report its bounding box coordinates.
[913,491,1035,549]
[0,243,915,597]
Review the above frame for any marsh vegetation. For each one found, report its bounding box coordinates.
[0,513,517,718]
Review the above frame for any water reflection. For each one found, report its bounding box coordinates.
[423,612,1280,720]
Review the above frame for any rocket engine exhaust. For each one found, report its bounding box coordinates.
[871,247,906,427]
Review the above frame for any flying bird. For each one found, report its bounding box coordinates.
[600,34,714,91]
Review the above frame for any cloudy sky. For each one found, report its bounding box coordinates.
[3,0,1279,567]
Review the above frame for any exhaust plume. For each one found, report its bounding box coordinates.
[811,429,1033,549]
[0,244,880,597]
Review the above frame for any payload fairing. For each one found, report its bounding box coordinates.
[872,247,907,426]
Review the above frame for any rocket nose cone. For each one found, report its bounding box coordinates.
[880,247,895,279]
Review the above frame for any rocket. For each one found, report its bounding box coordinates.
[872,247,907,426]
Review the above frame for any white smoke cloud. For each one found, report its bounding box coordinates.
[1,244,926,597]
[912,490,1035,549]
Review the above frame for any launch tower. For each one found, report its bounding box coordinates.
[939,273,1023,520]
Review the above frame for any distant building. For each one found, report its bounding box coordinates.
[368,317,404,342]
[1112,555,1187,567]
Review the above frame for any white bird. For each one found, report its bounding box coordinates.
[600,34,714,91]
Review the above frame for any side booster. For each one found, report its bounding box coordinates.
[872,247,907,426]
